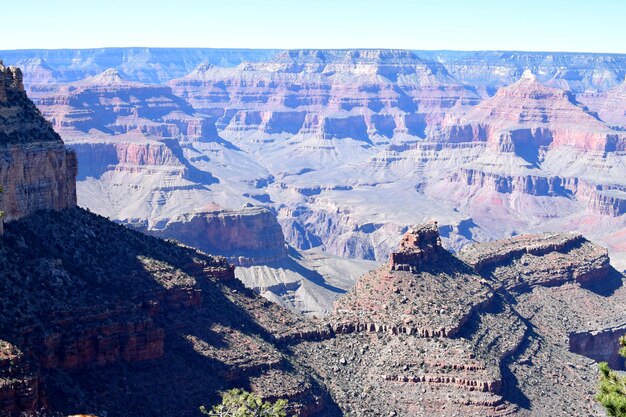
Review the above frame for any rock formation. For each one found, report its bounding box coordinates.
[4,57,626,417]
[169,49,480,140]
[144,206,288,266]
[388,222,442,271]
[433,70,625,152]
[0,60,77,223]
[4,50,626,313]
[286,224,626,416]
[459,232,611,289]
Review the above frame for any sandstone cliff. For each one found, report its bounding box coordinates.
[0,60,76,222]
[145,206,288,266]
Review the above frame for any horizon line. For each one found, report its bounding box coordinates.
[0,46,625,56]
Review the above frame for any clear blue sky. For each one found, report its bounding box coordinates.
[2,0,625,53]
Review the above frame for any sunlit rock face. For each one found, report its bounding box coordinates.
[0,61,76,223]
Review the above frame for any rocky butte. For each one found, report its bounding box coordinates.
[288,225,626,416]
[1,61,626,417]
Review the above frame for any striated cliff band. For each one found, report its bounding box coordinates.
[0,61,76,223]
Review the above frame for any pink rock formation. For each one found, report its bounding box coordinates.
[38,68,217,142]
[435,70,625,152]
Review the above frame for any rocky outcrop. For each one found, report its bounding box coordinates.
[146,206,288,266]
[460,232,611,290]
[388,222,442,271]
[0,207,330,417]
[569,326,626,369]
[0,61,77,222]
[281,223,623,416]
[0,346,41,414]
[286,225,522,416]
[334,225,493,339]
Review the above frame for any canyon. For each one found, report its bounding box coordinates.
[0,54,625,416]
[4,48,625,313]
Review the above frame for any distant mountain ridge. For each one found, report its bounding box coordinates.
[2,47,625,92]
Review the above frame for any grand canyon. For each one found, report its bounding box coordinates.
[0,44,625,417]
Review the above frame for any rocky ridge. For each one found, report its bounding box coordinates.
[0,208,332,417]
[285,224,625,416]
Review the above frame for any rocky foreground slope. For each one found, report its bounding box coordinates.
[2,214,624,417]
[0,208,334,417]
[288,224,626,417]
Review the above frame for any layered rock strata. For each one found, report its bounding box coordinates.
[0,60,77,222]
[145,206,288,266]
[459,232,611,290]
[169,49,480,139]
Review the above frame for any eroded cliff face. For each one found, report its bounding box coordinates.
[145,206,288,266]
[0,61,76,222]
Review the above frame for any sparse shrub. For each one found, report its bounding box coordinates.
[200,389,288,417]
[597,336,626,416]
